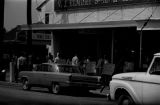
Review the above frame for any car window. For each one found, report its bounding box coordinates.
[150,57,160,75]
[42,64,48,72]
[72,66,81,73]
[48,65,53,72]
[36,64,42,71]
[36,64,57,72]
[58,65,80,73]
[58,66,70,73]
[48,64,58,72]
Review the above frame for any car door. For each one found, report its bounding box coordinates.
[39,64,50,86]
[42,64,54,86]
[142,57,160,105]
[30,64,42,85]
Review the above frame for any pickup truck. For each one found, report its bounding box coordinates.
[109,53,160,105]
[19,63,102,94]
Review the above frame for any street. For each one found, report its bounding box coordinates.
[0,83,116,105]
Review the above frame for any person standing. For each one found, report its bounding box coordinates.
[72,54,79,65]
[11,54,18,82]
[48,53,54,63]
[17,53,27,72]
[54,52,60,63]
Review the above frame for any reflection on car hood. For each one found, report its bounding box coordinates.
[112,72,147,81]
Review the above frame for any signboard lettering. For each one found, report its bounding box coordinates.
[55,0,160,11]
[32,33,51,40]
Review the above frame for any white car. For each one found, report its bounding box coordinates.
[110,53,160,105]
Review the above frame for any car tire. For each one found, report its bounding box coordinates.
[22,79,30,90]
[118,94,134,105]
[51,83,60,94]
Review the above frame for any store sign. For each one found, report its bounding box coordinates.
[54,0,160,11]
[32,33,51,40]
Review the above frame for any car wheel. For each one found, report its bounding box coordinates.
[51,83,60,94]
[22,79,30,90]
[118,94,134,105]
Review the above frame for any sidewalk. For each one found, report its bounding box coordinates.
[0,80,22,87]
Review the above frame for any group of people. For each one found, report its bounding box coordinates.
[47,52,111,75]
[47,52,80,66]
[10,52,36,82]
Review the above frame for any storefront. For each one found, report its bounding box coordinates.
[18,19,160,73]
[15,0,160,73]
[4,26,51,64]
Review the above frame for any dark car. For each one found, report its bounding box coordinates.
[19,63,102,94]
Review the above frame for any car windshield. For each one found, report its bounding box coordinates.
[150,57,160,74]
[58,65,81,73]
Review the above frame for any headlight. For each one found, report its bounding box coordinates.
[1,69,6,73]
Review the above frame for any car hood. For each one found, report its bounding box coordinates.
[112,72,147,81]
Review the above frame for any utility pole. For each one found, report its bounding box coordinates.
[0,0,4,29]
[27,0,32,54]
[0,0,5,55]
[27,0,32,70]
[0,0,5,41]
[27,0,32,25]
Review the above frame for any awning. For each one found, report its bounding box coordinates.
[137,19,160,31]
[19,19,160,31]
[19,20,137,31]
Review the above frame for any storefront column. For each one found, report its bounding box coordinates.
[111,30,114,64]
[51,31,54,58]
[139,30,143,69]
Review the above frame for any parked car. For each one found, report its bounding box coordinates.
[19,63,102,94]
[109,53,160,105]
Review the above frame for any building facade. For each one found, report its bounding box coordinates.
[21,0,160,73]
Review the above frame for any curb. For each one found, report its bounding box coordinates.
[0,81,109,96]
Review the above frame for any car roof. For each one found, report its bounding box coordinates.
[154,53,160,56]
[41,63,78,67]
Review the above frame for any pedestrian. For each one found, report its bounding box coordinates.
[28,54,33,70]
[54,52,60,63]
[100,55,112,93]
[17,53,27,72]
[66,58,71,64]
[72,54,79,65]
[97,57,103,75]
[48,53,53,63]
[11,54,18,82]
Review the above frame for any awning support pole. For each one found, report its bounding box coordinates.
[111,30,114,64]
[139,31,142,69]
[51,31,54,59]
